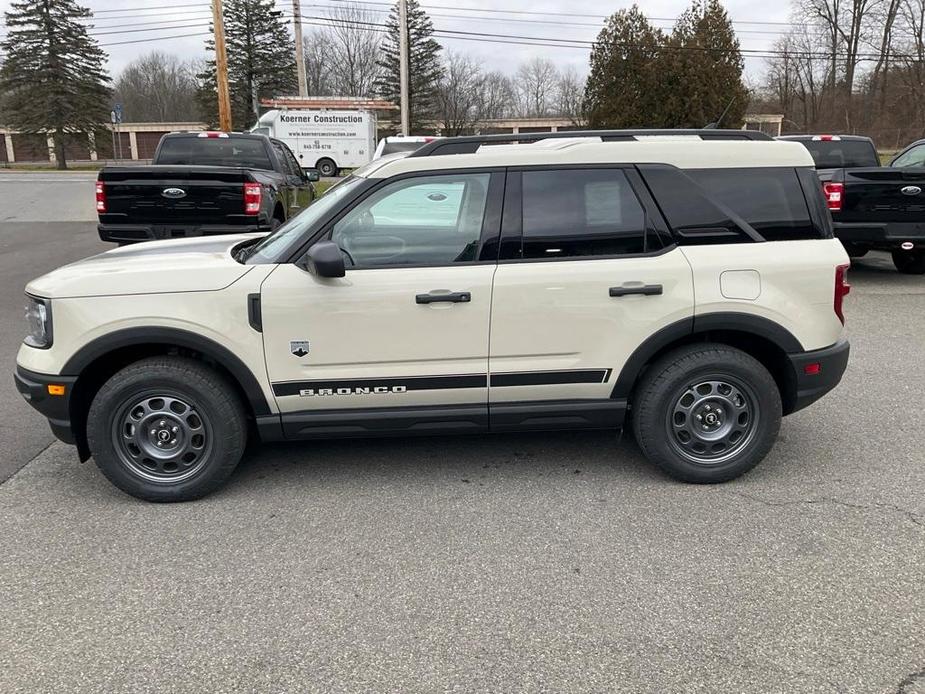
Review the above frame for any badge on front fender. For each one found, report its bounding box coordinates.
[290,341,310,357]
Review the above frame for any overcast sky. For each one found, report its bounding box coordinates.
[0,0,793,84]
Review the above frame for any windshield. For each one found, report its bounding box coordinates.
[157,137,273,169]
[797,139,879,169]
[245,176,365,263]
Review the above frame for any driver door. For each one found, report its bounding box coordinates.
[259,170,503,436]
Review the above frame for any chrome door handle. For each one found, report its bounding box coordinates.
[609,284,663,297]
[416,291,471,304]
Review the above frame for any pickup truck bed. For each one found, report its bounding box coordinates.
[98,165,279,243]
[827,167,925,273]
[96,132,316,244]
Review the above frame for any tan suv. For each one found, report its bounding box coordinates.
[16,130,851,501]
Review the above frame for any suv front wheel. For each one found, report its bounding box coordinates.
[632,344,782,483]
[86,357,247,502]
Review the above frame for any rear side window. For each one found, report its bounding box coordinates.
[520,168,650,258]
[687,168,820,241]
[156,137,273,170]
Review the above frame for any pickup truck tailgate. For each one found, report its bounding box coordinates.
[99,166,250,224]
[838,168,925,223]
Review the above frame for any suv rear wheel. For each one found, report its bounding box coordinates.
[891,250,925,274]
[86,357,247,502]
[632,344,782,483]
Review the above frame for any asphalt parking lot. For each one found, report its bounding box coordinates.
[0,172,922,693]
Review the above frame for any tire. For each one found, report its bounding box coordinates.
[270,216,282,231]
[316,158,337,177]
[892,250,925,274]
[632,344,782,484]
[86,357,247,502]
[842,242,868,258]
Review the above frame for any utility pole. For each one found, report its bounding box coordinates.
[293,0,308,97]
[399,0,410,136]
[211,0,233,131]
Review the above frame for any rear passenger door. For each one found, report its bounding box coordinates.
[488,167,695,423]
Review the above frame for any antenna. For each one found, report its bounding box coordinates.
[704,97,736,130]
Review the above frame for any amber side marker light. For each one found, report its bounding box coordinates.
[47,384,66,396]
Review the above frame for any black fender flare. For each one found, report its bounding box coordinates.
[610,312,803,400]
[63,326,272,416]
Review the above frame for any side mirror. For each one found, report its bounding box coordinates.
[302,240,345,278]
[304,169,320,182]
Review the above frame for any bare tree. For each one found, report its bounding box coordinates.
[322,3,381,97]
[515,57,559,117]
[114,51,199,122]
[478,71,516,120]
[555,66,586,124]
[302,30,334,96]
[437,50,485,136]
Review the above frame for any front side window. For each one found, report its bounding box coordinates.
[892,145,925,169]
[520,169,649,259]
[331,173,490,268]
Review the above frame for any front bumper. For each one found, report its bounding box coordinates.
[98,222,272,244]
[834,221,925,248]
[786,338,850,414]
[14,366,77,445]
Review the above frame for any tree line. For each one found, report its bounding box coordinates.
[758,0,925,145]
[0,0,751,168]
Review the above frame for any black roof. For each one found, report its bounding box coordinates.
[410,129,772,157]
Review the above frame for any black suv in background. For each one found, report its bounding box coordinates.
[96,132,319,244]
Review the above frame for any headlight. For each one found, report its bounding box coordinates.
[23,295,52,349]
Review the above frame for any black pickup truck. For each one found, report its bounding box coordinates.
[96,132,319,244]
[780,134,925,273]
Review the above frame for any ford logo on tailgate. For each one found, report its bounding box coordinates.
[161,187,187,199]
[901,185,922,196]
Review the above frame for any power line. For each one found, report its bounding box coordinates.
[318,0,811,28]
[100,31,209,47]
[293,11,922,62]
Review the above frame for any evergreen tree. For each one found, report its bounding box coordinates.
[662,0,749,128]
[0,0,111,169]
[197,0,296,129]
[584,6,664,128]
[376,0,443,134]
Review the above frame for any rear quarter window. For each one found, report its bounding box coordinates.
[686,167,823,241]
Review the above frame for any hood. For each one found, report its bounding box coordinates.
[26,235,263,299]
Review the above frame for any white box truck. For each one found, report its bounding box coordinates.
[252,109,377,177]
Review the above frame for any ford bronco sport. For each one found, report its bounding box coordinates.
[15,130,851,501]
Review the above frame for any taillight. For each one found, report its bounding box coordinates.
[243,182,261,215]
[834,263,850,325]
[95,181,106,213]
[823,181,843,212]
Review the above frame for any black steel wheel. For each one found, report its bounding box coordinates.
[632,344,782,483]
[87,357,247,502]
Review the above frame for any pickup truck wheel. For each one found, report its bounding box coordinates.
[632,344,782,483]
[86,357,247,502]
[316,158,337,177]
[842,242,868,258]
[892,250,925,274]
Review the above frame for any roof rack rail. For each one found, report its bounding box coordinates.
[409,128,773,157]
